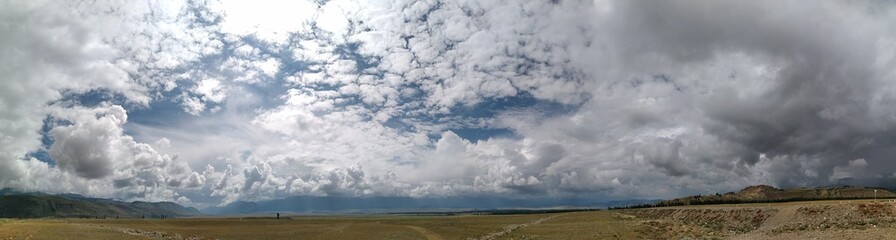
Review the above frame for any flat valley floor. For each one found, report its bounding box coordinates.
[4,199,896,239]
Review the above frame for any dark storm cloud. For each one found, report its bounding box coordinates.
[598,0,896,187]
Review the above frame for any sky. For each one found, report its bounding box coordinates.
[2,0,896,208]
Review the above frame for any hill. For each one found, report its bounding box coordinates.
[653,185,895,207]
[0,193,200,218]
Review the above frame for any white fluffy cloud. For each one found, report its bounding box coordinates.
[48,105,196,184]
[0,0,133,183]
[49,105,129,179]
[5,104,201,203]
[211,0,317,44]
[0,0,220,203]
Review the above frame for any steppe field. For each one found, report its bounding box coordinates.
[4,199,896,239]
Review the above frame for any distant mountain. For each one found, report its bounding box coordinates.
[656,185,896,206]
[0,190,200,218]
[203,195,659,215]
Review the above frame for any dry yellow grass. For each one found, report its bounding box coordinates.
[8,200,895,240]
[502,211,643,239]
[0,212,642,240]
[0,219,146,240]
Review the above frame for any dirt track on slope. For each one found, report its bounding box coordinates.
[468,214,564,240]
[403,225,443,240]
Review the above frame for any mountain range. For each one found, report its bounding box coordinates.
[10,185,884,217]
[202,195,660,215]
[0,189,200,218]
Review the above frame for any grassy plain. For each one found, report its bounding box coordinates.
[6,199,895,239]
[0,211,643,240]
[0,219,146,240]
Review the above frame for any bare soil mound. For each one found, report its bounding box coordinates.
[776,202,896,233]
[626,200,896,239]
[622,208,776,238]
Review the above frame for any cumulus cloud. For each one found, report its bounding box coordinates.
[0,0,221,204]
[182,78,230,115]
[47,105,201,197]
[0,0,131,182]
[195,78,228,103]
[49,105,129,179]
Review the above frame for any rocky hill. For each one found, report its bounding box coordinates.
[0,193,200,218]
[656,185,895,206]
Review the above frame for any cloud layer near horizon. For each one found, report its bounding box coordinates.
[2,0,896,207]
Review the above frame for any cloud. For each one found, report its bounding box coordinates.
[0,0,221,204]
[211,0,317,43]
[155,138,172,149]
[595,0,896,188]
[831,159,870,181]
[220,44,283,83]
[49,105,128,179]
[219,0,896,200]
[47,104,200,195]
[195,78,228,103]
[287,165,372,196]
[182,96,207,116]
[182,78,229,115]
[4,0,896,208]
[0,104,203,204]
[0,0,136,183]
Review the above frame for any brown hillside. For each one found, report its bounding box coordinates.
[623,201,896,239]
[657,185,895,206]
